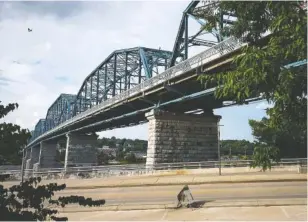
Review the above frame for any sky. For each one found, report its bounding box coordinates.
[0,1,271,142]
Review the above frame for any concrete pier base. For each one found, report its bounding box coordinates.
[64,133,98,169]
[30,146,40,169]
[40,141,57,168]
[145,109,221,169]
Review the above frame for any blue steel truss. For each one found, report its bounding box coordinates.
[31,119,46,140]
[29,47,174,141]
[45,94,76,132]
[73,47,173,116]
[169,0,236,67]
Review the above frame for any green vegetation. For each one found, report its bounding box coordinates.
[0,102,105,220]
[0,176,105,221]
[250,144,280,172]
[249,117,306,158]
[97,137,147,164]
[220,140,254,157]
[97,151,110,165]
[0,102,31,165]
[198,1,307,170]
[97,137,147,152]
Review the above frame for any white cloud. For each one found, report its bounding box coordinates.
[255,101,274,110]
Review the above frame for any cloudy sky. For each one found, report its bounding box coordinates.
[0,1,270,141]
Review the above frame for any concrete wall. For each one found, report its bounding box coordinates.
[146,109,221,169]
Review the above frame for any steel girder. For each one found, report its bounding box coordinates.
[44,93,76,132]
[29,119,46,142]
[169,0,236,67]
[73,47,173,116]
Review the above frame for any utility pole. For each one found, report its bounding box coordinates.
[217,124,224,176]
[21,147,25,183]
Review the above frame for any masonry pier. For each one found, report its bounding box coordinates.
[64,132,98,170]
[39,141,58,168]
[146,109,221,169]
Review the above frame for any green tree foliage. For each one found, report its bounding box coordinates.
[220,140,254,157]
[124,153,137,163]
[98,137,147,162]
[97,151,110,165]
[198,1,307,166]
[0,101,105,220]
[249,118,307,158]
[250,144,280,172]
[0,102,31,165]
[0,177,105,221]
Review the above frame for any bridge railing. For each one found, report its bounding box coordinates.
[1,158,306,181]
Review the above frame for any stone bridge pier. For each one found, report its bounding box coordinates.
[39,141,58,169]
[145,109,221,170]
[64,132,98,170]
[24,146,40,170]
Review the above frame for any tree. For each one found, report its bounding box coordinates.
[0,177,105,221]
[0,101,31,165]
[0,101,105,220]
[250,144,280,172]
[97,151,109,165]
[108,136,116,148]
[125,153,137,163]
[115,150,124,161]
[249,118,307,158]
[198,1,307,166]
[220,140,254,157]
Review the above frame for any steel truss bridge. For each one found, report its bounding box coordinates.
[28,1,307,147]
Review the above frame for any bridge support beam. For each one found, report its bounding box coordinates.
[64,133,98,170]
[39,141,58,168]
[145,109,221,169]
